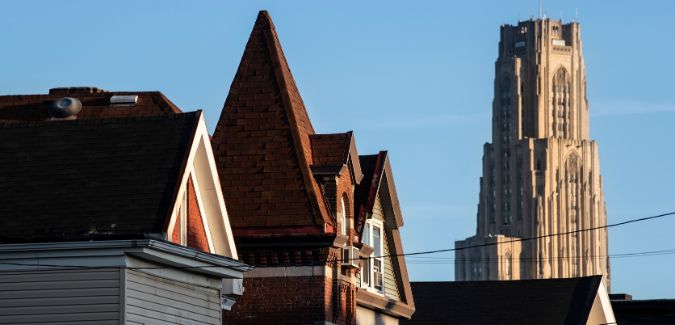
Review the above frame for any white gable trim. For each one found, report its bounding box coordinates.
[166,113,238,259]
[188,169,216,253]
[586,277,616,325]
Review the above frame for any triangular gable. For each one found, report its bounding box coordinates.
[586,278,616,325]
[211,10,331,229]
[355,151,415,317]
[165,111,238,259]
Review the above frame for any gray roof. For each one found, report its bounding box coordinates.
[0,113,198,241]
[403,276,602,325]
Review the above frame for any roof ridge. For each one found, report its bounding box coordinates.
[0,112,198,128]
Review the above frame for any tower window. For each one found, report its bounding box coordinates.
[536,160,541,170]
[553,39,566,46]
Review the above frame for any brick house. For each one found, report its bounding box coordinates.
[211,11,415,325]
[0,93,250,323]
[0,9,415,324]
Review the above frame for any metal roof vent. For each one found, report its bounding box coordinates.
[49,97,82,120]
[110,95,138,107]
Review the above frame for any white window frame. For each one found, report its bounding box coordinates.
[360,219,385,295]
[340,198,346,236]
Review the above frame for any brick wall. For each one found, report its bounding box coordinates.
[171,211,180,244]
[222,274,356,325]
[187,177,210,252]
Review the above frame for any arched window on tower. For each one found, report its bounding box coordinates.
[505,252,512,280]
[536,160,541,171]
[553,68,570,138]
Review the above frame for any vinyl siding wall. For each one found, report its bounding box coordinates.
[372,196,402,302]
[126,269,222,325]
[0,268,121,324]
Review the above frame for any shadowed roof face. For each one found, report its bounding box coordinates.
[354,154,380,214]
[403,276,602,325]
[0,113,197,241]
[310,133,349,166]
[0,88,182,122]
[211,11,331,229]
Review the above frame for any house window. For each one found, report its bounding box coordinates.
[361,219,384,294]
[340,198,347,236]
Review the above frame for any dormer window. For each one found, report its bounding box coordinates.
[361,219,384,295]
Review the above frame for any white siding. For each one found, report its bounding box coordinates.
[0,268,120,324]
[126,269,221,325]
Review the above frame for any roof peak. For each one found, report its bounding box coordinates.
[211,11,330,228]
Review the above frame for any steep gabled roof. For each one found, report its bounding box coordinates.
[0,89,181,122]
[211,11,331,229]
[355,151,415,318]
[0,113,198,241]
[403,276,604,325]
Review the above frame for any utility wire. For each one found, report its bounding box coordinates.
[0,211,673,270]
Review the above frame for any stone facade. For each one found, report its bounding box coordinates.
[455,19,610,290]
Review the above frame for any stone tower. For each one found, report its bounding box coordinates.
[455,18,610,290]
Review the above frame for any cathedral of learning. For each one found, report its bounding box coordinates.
[455,18,611,291]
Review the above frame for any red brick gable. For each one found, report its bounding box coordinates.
[187,177,210,252]
[0,91,181,122]
[211,11,331,229]
[311,133,350,166]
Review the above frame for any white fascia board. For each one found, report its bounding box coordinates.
[0,240,250,277]
[188,167,216,253]
[597,277,616,324]
[189,115,238,259]
[165,113,238,259]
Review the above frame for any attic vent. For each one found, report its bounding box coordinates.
[110,95,138,107]
[49,97,82,120]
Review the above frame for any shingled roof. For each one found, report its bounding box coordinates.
[0,113,198,241]
[403,276,604,325]
[211,11,331,229]
[0,88,181,122]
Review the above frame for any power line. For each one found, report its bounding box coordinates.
[0,211,673,270]
[398,211,675,260]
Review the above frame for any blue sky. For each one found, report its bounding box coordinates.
[1,1,674,298]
